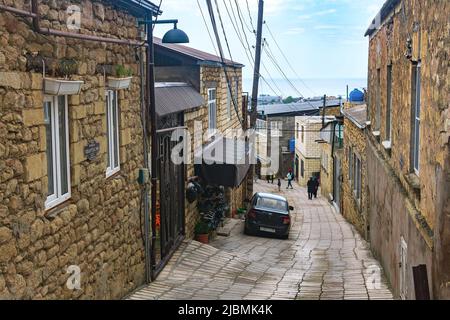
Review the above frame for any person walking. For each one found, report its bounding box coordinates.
[277,178,281,192]
[307,177,315,200]
[313,176,320,198]
[286,170,294,189]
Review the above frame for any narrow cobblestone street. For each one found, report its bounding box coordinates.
[128,180,393,300]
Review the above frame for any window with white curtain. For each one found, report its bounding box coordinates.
[106,90,120,177]
[208,88,217,130]
[44,95,71,210]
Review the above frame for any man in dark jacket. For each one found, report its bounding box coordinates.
[313,176,320,198]
[307,177,315,200]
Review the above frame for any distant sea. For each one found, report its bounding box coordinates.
[243,78,367,99]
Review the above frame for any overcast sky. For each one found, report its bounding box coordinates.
[153,0,386,80]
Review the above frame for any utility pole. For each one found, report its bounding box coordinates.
[248,0,264,196]
[250,0,264,128]
[322,94,327,128]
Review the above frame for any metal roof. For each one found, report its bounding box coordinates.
[110,0,162,16]
[155,83,205,116]
[364,0,400,37]
[154,37,244,68]
[258,99,342,117]
[342,104,368,129]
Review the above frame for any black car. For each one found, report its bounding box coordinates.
[244,193,293,239]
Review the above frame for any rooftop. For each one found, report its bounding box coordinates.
[364,0,401,37]
[258,99,342,117]
[342,104,368,129]
[296,116,335,125]
[114,0,161,16]
[154,37,244,68]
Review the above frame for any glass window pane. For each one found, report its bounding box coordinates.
[415,120,420,171]
[106,93,111,169]
[58,96,69,195]
[44,102,54,197]
[113,92,119,168]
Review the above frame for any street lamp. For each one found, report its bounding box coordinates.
[138,17,189,283]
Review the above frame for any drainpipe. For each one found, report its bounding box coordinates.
[0,4,37,17]
[29,0,144,46]
[146,17,158,282]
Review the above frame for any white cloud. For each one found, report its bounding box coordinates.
[283,27,305,35]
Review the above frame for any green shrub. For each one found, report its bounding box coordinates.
[115,65,133,77]
[194,221,210,235]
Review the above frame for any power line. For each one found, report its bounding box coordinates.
[206,0,244,127]
[221,0,281,98]
[264,21,317,97]
[245,0,256,32]
[234,0,254,33]
[197,0,219,56]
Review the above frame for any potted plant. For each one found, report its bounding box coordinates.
[44,59,84,95]
[107,65,133,90]
[194,221,210,244]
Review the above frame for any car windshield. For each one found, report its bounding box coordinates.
[255,197,287,212]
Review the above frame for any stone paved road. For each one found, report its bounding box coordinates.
[128,180,393,300]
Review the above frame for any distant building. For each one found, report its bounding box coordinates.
[294,116,334,187]
[258,94,282,105]
[341,103,368,238]
[256,99,342,180]
[318,119,344,211]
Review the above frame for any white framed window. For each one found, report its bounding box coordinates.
[208,88,217,130]
[301,125,305,143]
[386,64,393,142]
[348,146,353,182]
[412,62,421,175]
[44,95,71,210]
[106,90,120,177]
[270,121,282,137]
[375,68,381,131]
[256,119,267,134]
[353,154,362,203]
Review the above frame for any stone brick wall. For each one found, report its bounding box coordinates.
[199,65,247,214]
[320,142,333,200]
[341,118,367,237]
[366,0,449,299]
[295,118,324,159]
[0,0,147,299]
[184,106,206,239]
[296,154,321,188]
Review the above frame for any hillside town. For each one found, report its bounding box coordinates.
[0,0,448,303]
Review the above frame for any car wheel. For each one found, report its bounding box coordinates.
[244,225,252,236]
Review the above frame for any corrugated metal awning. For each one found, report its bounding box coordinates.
[155,83,205,117]
[194,137,251,188]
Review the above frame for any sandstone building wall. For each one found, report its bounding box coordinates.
[0,0,149,299]
[366,0,449,299]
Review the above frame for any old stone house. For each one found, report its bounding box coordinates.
[341,103,368,238]
[365,0,449,299]
[294,116,334,187]
[153,38,251,236]
[0,0,162,299]
[257,98,341,181]
[317,118,344,211]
